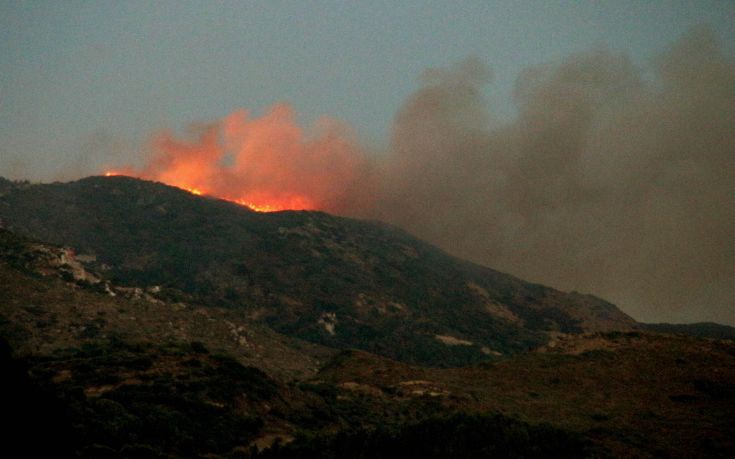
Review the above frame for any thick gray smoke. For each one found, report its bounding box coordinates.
[369,27,735,324]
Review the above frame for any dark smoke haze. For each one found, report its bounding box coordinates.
[370,26,735,324]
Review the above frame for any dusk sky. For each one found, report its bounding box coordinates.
[1,1,734,325]
[1,1,733,179]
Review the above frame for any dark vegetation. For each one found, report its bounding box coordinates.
[19,339,276,457]
[5,325,735,458]
[0,176,634,367]
[3,310,735,458]
[254,413,591,459]
[3,334,595,458]
[0,337,76,457]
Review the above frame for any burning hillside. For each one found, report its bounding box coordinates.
[106,104,372,213]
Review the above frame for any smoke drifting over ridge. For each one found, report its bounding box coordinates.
[117,27,734,324]
[377,26,735,325]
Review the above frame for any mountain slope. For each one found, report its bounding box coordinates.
[313,333,735,457]
[2,187,734,458]
[0,228,335,379]
[0,229,593,456]
[0,176,635,366]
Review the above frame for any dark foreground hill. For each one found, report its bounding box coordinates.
[1,228,733,457]
[0,206,735,459]
[0,175,634,366]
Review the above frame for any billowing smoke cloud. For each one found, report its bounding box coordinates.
[119,27,734,324]
[375,26,735,324]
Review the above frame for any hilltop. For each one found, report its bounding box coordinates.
[0,175,634,366]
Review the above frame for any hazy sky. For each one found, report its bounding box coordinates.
[1,1,733,179]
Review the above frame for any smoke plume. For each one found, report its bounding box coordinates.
[120,27,735,324]
[376,26,735,324]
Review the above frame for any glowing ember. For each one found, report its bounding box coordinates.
[239,202,281,213]
[171,184,313,213]
[234,194,315,212]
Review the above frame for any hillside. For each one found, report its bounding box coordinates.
[0,228,334,379]
[313,332,735,457]
[1,203,734,457]
[0,228,594,456]
[0,175,634,366]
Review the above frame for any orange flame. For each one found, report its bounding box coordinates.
[108,105,372,213]
[234,194,315,212]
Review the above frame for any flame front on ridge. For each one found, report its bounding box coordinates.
[104,105,366,214]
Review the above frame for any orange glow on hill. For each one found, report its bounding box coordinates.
[177,184,315,212]
[234,194,315,212]
[103,172,315,213]
[102,104,372,214]
[237,201,292,213]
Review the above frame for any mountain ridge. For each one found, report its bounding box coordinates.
[1,175,635,366]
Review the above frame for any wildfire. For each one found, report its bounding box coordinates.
[233,194,315,212]
[237,201,282,212]
[100,104,369,214]
[172,185,313,213]
[102,172,313,213]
